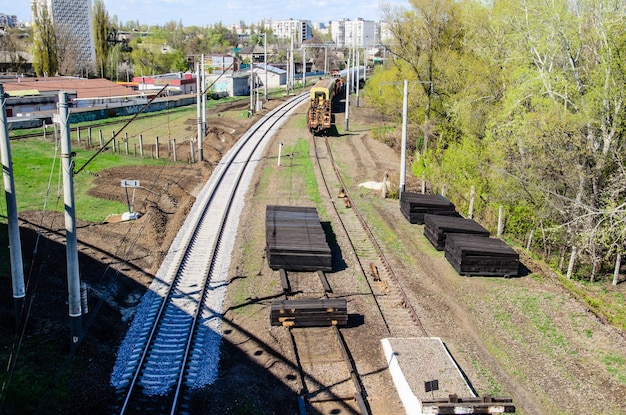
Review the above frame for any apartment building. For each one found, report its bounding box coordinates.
[31,0,96,68]
[331,18,379,48]
[265,18,312,45]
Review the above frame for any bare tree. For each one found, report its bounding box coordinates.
[55,23,79,75]
[0,29,28,73]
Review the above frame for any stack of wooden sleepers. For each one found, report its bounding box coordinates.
[270,299,348,327]
[424,214,490,250]
[265,205,332,272]
[400,192,457,224]
[444,233,519,277]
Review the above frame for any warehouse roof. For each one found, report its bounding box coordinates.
[0,77,140,99]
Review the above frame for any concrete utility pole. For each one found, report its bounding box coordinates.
[356,49,360,107]
[58,92,82,347]
[264,33,268,101]
[0,84,25,328]
[381,79,427,196]
[201,54,206,135]
[302,47,306,87]
[196,62,203,162]
[290,33,294,93]
[345,58,351,132]
[400,79,408,196]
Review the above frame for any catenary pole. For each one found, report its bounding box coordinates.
[345,58,350,131]
[196,62,203,162]
[301,47,305,86]
[400,79,408,196]
[58,91,83,347]
[356,49,360,107]
[264,33,268,101]
[201,54,206,135]
[0,84,25,328]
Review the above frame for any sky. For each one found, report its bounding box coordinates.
[6,0,410,27]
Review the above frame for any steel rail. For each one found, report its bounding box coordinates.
[118,93,309,415]
[321,136,428,336]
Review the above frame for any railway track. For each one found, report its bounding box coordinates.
[111,93,309,415]
[273,131,431,415]
[278,268,369,415]
[312,135,428,339]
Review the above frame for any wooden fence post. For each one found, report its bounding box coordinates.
[497,205,504,238]
[526,229,535,251]
[155,136,159,159]
[613,253,622,286]
[139,134,144,157]
[173,139,177,162]
[421,172,426,194]
[99,129,104,148]
[567,246,577,279]
[88,127,92,148]
[468,185,475,219]
[76,127,81,145]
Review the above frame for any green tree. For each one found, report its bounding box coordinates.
[31,1,57,76]
[376,0,626,279]
[93,0,110,78]
[382,0,464,153]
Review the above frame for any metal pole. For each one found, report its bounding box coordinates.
[0,84,25,328]
[196,62,203,162]
[345,58,350,131]
[264,33,268,101]
[58,92,82,347]
[400,79,408,196]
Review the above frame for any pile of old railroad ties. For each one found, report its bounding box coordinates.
[398,193,518,413]
[400,191,520,277]
[265,205,347,327]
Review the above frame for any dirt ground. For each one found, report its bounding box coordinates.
[1,93,625,415]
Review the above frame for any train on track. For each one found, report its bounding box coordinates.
[307,66,366,135]
[306,77,342,135]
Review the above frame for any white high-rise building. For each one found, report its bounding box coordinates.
[331,18,379,48]
[265,19,312,45]
[31,0,96,72]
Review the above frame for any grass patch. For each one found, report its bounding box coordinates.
[601,352,626,384]
[8,137,171,222]
[559,275,626,332]
[0,334,75,412]
[276,137,324,214]
[470,355,504,396]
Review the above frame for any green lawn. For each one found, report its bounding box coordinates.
[5,131,173,223]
